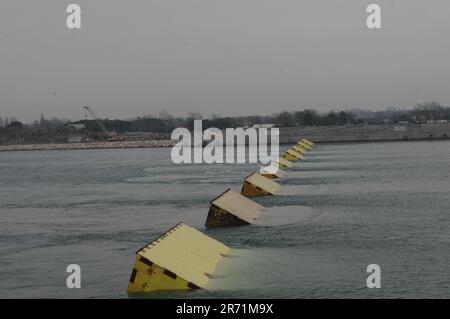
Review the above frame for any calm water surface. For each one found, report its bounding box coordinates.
[0,141,449,298]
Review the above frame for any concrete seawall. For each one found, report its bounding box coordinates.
[279,123,450,143]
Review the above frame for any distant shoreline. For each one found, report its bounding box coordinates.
[0,140,176,152]
[2,136,449,152]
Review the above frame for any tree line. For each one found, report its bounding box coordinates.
[2,102,450,134]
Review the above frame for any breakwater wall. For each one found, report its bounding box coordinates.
[279,123,450,144]
[0,140,176,152]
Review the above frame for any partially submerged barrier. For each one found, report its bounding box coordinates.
[276,157,293,169]
[205,189,265,227]
[241,172,281,197]
[283,148,304,161]
[296,141,312,150]
[261,165,286,179]
[127,222,230,294]
[292,144,307,154]
[301,138,314,146]
[127,139,317,294]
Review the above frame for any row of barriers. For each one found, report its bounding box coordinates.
[127,139,315,294]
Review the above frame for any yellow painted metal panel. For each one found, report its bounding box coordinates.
[244,172,281,195]
[276,158,293,168]
[128,255,191,293]
[137,223,230,288]
[296,141,312,150]
[284,148,304,160]
[212,189,264,224]
[284,153,298,161]
[292,145,307,154]
[301,138,314,146]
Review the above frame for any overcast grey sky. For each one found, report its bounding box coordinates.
[1,0,450,122]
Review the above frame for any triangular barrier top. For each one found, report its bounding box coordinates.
[127,222,230,293]
[276,157,293,169]
[301,138,314,146]
[205,189,265,227]
[241,172,281,197]
[283,148,304,161]
[261,165,286,179]
[292,145,307,154]
[296,141,312,150]
[294,143,309,152]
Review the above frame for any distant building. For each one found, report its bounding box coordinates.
[394,126,406,131]
[67,123,86,130]
[425,120,448,124]
[68,135,83,143]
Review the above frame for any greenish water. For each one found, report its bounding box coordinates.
[0,141,449,298]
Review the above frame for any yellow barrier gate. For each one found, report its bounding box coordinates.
[205,189,265,227]
[292,145,307,154]
[276,158,293,169]
[296,141,312,150]
[283,148,304,161]
[128,223,230,294]
[241,172,281,197]
[301,138,314,146]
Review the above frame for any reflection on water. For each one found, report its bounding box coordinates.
[0,141,450,298]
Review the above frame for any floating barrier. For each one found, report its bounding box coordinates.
[205,189,265,227]
[283,148,304,161]
[260,165,286,179]
[276,157,293,169]
[126,138,317,294]
[241,172,281,197]
[292,145,307,154]
[296,141,312,150]
[301,138,314,146]
[127,222,230,294]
